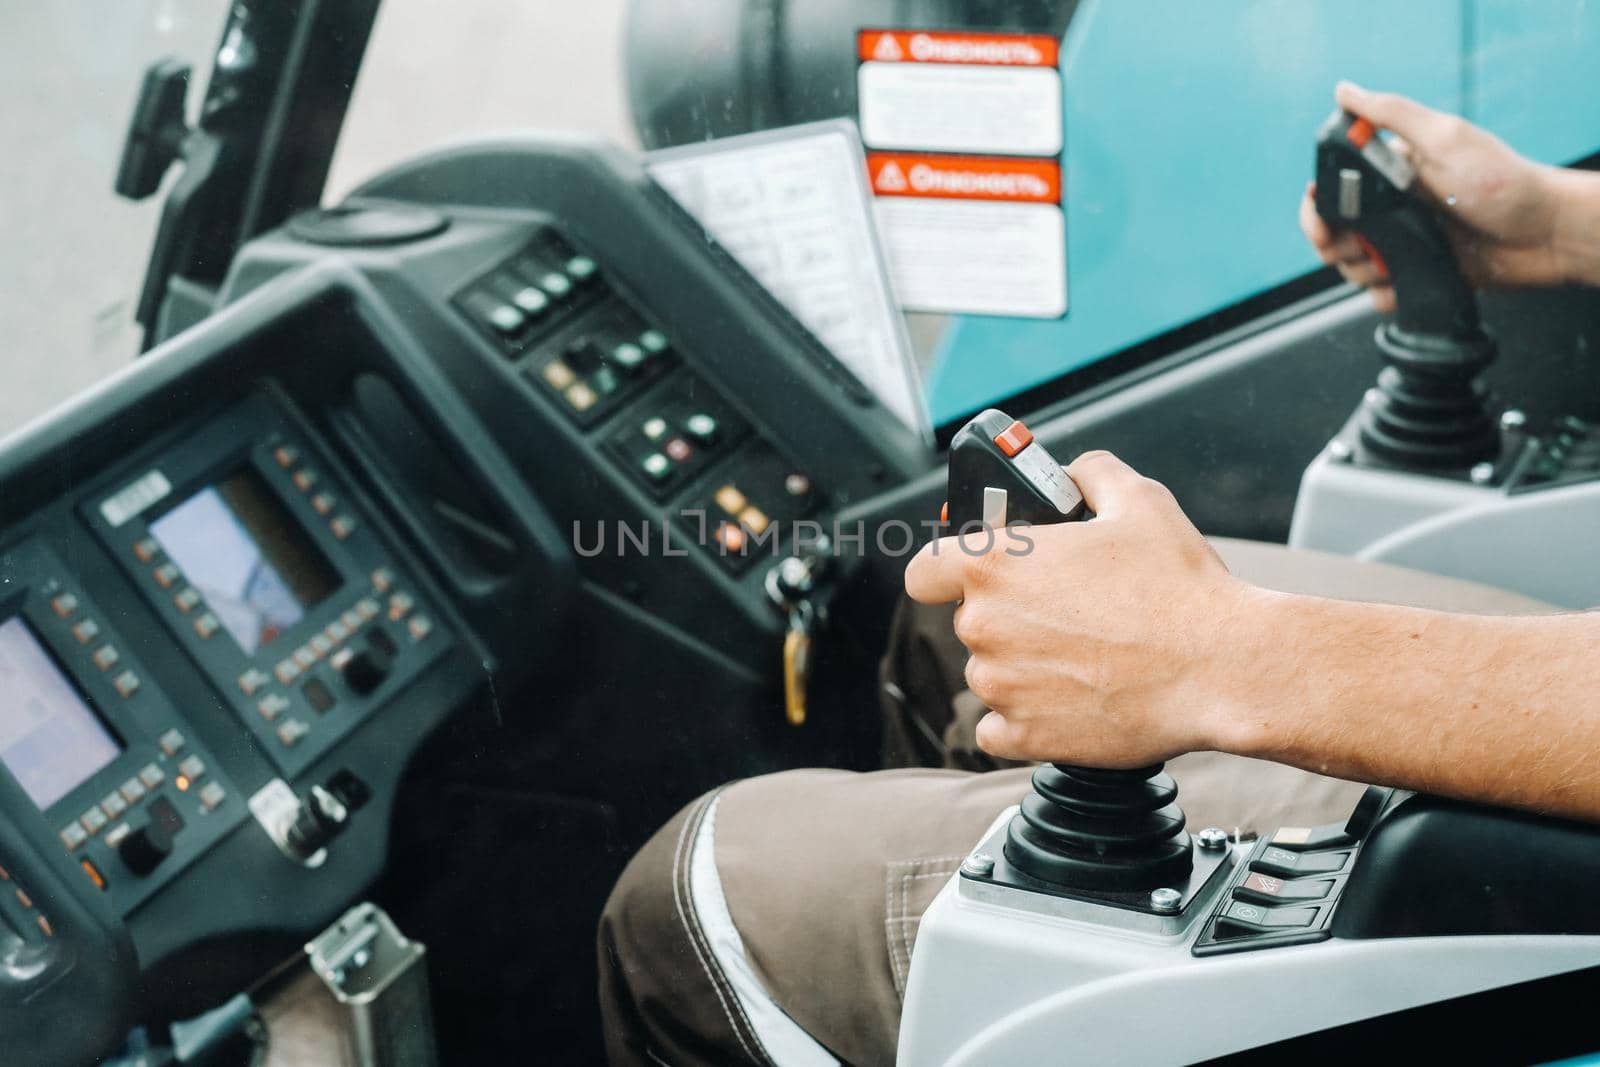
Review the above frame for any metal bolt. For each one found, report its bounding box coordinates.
[1197,827,1229,852]
[1327,439,1352,462]
[1470,461,1496,485]
[960,852,995,878]
[1500,409,1527,431]
[1149,887,1182,914]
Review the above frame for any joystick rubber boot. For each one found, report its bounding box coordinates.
[1356,323,1500,470]
[1004,763,1193,891]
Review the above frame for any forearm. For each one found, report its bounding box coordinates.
[1219,588,1600,823]
[1548,165,1600,288]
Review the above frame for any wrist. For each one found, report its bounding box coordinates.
[1192,580,1300,758]
[1545,166,1600,287]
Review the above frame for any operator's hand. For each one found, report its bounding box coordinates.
[1299,81,1568,313]
[904,451,1254,767]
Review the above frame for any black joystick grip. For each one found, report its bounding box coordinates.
[1314,109,1500,470]
[1314,109,1480,340]
[945,409,1086,531]
[945,410,1192,894]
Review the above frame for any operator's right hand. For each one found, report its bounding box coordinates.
[1299,81,1570,313]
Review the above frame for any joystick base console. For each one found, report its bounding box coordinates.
[958,812,1236,931]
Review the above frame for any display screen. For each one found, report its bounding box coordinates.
[0,616,123,810]
[150,469,340,655]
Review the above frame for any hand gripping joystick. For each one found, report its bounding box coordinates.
[1314,109,1501,471]
[945,411,1193,895]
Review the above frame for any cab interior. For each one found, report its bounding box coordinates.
[4,3,1600,1064]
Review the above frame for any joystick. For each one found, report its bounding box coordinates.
[1314,109,1502,471]
[945,410,1194,897]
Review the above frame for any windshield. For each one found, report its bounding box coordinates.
[9,2,1600,433]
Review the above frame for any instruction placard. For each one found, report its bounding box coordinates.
[857,29,1067,319]
[648,121,932,441]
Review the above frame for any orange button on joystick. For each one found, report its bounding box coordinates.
[993,419,1034,458]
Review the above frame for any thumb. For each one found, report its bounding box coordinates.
[1064,450,1146,518]
[1335,81,1446,147]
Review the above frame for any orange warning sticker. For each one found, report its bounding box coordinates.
[858,29,1060,68]
[867,153,1061,204]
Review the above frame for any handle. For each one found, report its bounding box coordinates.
[1314,109,1482,340]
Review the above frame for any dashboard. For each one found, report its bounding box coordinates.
[0,134,932,1064]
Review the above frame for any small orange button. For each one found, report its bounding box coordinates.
[994,420,1034,458]
[1347,117,1375,148]
[79,860,106,892]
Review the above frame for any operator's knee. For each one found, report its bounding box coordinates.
[599,766,1034,1067]
[598,789,751,1067]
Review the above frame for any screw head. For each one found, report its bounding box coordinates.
[960,852,995,878]
[1149,887,1182,914]
[1327,439,1353,462]
[1197,827,1229,852]
[1500,409,1527,430]
[1470,461,1496,485]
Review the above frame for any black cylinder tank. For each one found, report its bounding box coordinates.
[624,0,1080,149]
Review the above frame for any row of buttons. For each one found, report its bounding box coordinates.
[458,237,600,345]
[49,591,144,699]
[0,862,53,939]
[1210,832,1354,941]
[250,571,432,750]
[59,761,167,850]
[131,536,226,642]
[262,596,378,689]
[537,326,672,419]
[273,444,359,542]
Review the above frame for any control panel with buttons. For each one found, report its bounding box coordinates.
[525,301,677,428]
[1507,414,1600,492]
[83,392,452,780]
[453,223,831,579]
[1191,792,1387,956]
[603,372,752,499]
[0,540,243,916]
[677,443,819,572]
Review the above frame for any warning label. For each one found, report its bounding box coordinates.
[867,153,1060,204]
[856,28,1067,318]
[858,30,1060,68]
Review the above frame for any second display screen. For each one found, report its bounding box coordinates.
[150,469,339,655]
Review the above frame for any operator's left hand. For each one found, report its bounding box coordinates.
[904,451,1258,767]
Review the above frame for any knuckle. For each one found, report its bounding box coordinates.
[952,604,991,648]
[1135,476,1175,506]
[1432,114,1468,149]
[964,544,1008,586]
[963,659,1010,707]
[974,713,1017,758]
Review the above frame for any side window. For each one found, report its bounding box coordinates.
[924,1,1600,423]
[0,1,232,435]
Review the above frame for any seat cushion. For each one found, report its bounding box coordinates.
[1212,537,1554,615]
